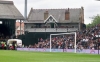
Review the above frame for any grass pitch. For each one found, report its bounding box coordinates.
[0,50,100,62]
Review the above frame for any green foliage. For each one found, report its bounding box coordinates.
[86,23,93,28]
[86,14,100,28]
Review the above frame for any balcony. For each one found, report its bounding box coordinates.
[25,28,78,32]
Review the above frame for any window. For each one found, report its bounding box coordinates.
[31,26,34,28]
[50,23,54,28]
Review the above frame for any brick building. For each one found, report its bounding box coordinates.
[16,20,24,36]
[25,7,85,32]
[20,7,86,45]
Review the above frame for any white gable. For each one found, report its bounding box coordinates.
[44,15,58,23]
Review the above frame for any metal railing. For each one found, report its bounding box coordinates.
[25,28,78,32]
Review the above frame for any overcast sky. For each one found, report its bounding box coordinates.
[11,0,100,24]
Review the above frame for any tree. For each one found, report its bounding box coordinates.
[86,23,92,28]
[86,14,100,28]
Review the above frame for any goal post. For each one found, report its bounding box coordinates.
[50,32,77,53]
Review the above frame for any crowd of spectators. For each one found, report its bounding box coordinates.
[1,25,100,50]
[0,33,15,50]
[0,41,6,49]
[31,25,100,50]
[0,33,10,40]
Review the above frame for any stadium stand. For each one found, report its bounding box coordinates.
[24,25,100,50]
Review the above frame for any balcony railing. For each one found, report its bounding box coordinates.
[25,28,78,32]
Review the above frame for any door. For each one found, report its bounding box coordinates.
[50,23,54,28]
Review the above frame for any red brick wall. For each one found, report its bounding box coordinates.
[16,21,24,36]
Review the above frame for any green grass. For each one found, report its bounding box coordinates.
[0,50,100,62]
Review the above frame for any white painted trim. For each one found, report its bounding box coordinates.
[44,15,58,23]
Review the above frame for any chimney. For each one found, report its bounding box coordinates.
[44,11,49,20]
[65,9,70,20]
[81,6,84,10]
[68,8,69,11]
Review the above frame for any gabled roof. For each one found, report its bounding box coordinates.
[44,15,58,23]
[27,7,82,23]
[0,1,24,20]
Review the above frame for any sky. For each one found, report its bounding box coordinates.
[6,0,100,24]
